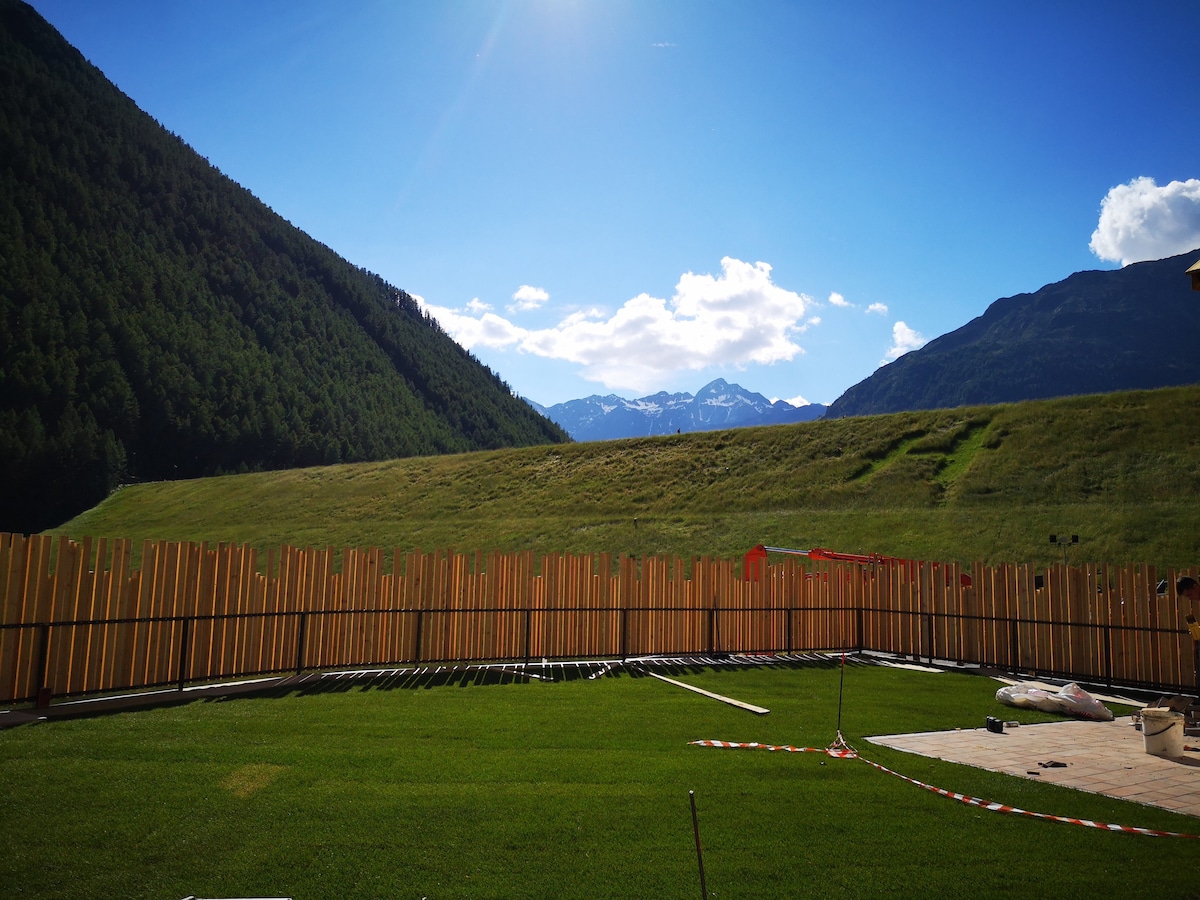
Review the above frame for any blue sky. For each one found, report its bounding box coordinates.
[28,0,1200,406]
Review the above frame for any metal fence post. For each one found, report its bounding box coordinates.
[34,623,51,705]
[523,607,533,665]
[414,609,424,663]
[295,612,308,676]
[924,611,934,665]
[1009,617,1020,675]
[177,618,192,691]
[1103,622,1113,688]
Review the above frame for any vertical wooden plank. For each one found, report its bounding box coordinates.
[1158,566,1187,689]
[259,547,279,674]
[0,532,17,701]
[1179,568,1200,691]
[975,562,995,667]
[962,562,982,665]
[79,537,108,693]
[63,536,94,693]
[307,547,329,668]
[60,535,94,696]
[128,541,154,688]
[19,536,55,698]
[98,539,129,694]
[218,540,241,680]
[229,544,251,678]
[0,533,16,627]
[1142,563,1168,688]
[173,542,199,684]
[43,536,76,695]
[110,558,141,693]
[344,548,363,666]
[240,548,263,677]
[204,542,226,681]
[277,545,300,673]
[1132,562,1153,687]
[152,541,180,688]
[1069,563,1093,682]
[988,563,1008,670]
[1095,564,1117,686]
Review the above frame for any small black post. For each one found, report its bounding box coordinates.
[689,790,708,900]
[705,600,715,657]
[924,611,934,665]
[785,606,793,653]
[856,606,864,652]
[523,607,533,666]
[177,618,192,691]
[1009,617,1020,675]
[34,623,51,705]
[1103,622,1113,688]
[414,610,424,663]
[836,650,847,735]
[295,612,308,676]
[620,607,629,662]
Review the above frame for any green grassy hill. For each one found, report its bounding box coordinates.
[51,384,1200,568]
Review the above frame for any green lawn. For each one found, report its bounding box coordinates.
[1,662,1197,899]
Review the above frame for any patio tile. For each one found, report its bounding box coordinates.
[866,716,1200,819]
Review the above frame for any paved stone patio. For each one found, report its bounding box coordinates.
[868,716,1200,817]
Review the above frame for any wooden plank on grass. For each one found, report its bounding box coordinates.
[645,671,769,714]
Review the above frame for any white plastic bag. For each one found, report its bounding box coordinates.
[995,681,1113,721]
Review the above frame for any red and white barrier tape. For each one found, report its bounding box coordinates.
[689,739,847,756]
[690,739,1200,839]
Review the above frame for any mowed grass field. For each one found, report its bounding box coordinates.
[2,662,1198,899]
[53,385,1200,569]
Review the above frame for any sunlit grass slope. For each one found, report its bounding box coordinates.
[53,385,1200,567]
[0,664,1194,899]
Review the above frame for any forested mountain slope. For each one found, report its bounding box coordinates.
[0,1,567,533]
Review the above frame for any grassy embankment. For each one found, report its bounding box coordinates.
[52,385,1200,569]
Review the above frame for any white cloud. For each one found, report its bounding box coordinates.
[881,321,926,364]
[509,284,550,312]
[781,393,810,407]
[652,41,676,48]
[866,302,888,315]
[415,296,527,348]
[1089,177,1200,266]
[466,297,491,313]
[828,292,850,307]
[421,257,815,393]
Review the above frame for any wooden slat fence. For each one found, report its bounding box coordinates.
[1,533,1197,704]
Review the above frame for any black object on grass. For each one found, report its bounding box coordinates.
[690,790,708,899]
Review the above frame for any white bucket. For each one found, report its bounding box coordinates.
[1141,708,1185,757]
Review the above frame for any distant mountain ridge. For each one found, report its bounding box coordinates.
[531,378,826,441]
[826,249,1200,418]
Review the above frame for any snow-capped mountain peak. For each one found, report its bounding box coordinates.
[529,379,826,441]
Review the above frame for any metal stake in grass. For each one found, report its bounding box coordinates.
[689,790,708,899]
[827,649,856,757]
[836,650,846,735]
